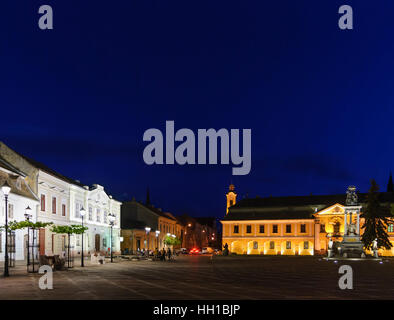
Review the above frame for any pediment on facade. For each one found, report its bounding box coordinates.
[315,203,344,216]
[88,187,111,205]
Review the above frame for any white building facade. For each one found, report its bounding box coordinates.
[0,142,122,261]
[0,157,39,262]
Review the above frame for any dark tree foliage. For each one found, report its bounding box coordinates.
[361,179,393,250]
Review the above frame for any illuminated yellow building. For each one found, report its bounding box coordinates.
[221,185,394,256]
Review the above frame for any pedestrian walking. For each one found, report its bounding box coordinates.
[167,247,172,261]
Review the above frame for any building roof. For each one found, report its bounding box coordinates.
[19,154,86,188]
[222,209,314,221]
[222,192,394,221]
[122,219,147,230]
[232,192,394,209]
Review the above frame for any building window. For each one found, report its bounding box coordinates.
[253,241,258,249]
[52,197,57,214]
[62,204,66,217]
[246,225,252,233]
[233,225,239,234]
[286,224,291,233]
[103,210,107,224]
[272,225,278,233]
[96,209,101,222]
[286,241,291,249]
[88,206,93,221]
[103,238,107,247]
[304,241,309,249]
[334,222,340,234]
[259,225,265,233]
[8,203,13,219]
[76,235,80,246]
[230,200,234,206]
[300,224,306,233]
[40,194,45,211]
[270,241,275,249]
[388,224,394,233]
[320,224,326,233]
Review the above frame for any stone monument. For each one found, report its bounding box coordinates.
[340,186,365,258]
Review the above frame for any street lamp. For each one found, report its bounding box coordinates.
[2,181,11,277]
[24,206,32,266]
[80,206,86,267]
[145,227,151,256]
[155,230,160,249]
[108,213,116,262]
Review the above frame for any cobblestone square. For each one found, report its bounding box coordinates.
[0,255,392,299]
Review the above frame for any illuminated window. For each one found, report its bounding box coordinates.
[388,224,394,233]
[304,241,309,249]
[246,225,252,233]
[286,224,291,233]
[270,241,275,249]
[233,225,239,234]
[253,241,258,249]
[300,224,306,233]
[334,223,340,233]
[259,225,264,233]
[272,225,278,233]
[320,224,326,233]
[286,241,291,249]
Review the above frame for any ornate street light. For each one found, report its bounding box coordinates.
[155,230,160,249]
[2,181,11,277]
[24,206,32,267]
[108,213,116,262]
[80,206,86,267]
[145,227,151,257]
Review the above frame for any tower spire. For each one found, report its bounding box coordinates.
[388,172,393,192]
[146,187,151,205]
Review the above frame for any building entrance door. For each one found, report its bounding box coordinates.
[95,234,100,252]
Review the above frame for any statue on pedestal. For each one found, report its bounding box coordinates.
[346,186,358,206]
[347,222,357,236]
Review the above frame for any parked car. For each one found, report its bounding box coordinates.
[189,248,201,255]
[201,247,214,254]
[180,248,189,254]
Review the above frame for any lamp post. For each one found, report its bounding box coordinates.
[80,206,86,267]
[155,230,160,249]
[108,213,116,262]
[24,206,32,266]
[2,181,11,277]
[145,227,151,257]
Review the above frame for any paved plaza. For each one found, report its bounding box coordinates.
[0,255,393,299]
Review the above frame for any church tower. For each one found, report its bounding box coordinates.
[388,172,393,192]
[226,184,237,215]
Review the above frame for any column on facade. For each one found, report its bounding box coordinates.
[356,209,360,235]
[344,211,348,235]
[314,221,321,252]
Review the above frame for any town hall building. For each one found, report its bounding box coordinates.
[221,184,394,256]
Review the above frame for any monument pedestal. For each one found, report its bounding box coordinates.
[340,235,364,258]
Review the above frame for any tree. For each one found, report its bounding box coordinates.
[51,225,88,268]
[163,235,181,246]
[361,179,393,250]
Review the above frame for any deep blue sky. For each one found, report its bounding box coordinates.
[1,1,394,218]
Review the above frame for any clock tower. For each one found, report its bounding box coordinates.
[226,184,237,215]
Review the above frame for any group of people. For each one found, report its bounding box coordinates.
[135,247,175,261]
[154,247,174,261]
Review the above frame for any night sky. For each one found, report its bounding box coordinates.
[2,1,394,218]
